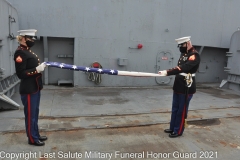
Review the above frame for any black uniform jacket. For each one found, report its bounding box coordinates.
[14,44,43,94]
[167,47,200,94]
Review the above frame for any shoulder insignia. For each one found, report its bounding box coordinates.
[16,56,22,63]
[189,55,195,61]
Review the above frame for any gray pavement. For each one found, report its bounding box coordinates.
[0,83,240,160]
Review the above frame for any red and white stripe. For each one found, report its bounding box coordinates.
[27,95,34,143]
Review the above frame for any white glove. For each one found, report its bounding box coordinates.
[36,63,46,73]
[158,70,167,76]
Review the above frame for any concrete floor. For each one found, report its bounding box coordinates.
[0,84,240,160]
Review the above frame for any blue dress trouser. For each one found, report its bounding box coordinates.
[170,92,193,135]
[21,91,41,143]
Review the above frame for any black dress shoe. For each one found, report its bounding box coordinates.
[169,132,180,138]
[39,136,48,141]
[28,140,45,146]
[164,129,173,133]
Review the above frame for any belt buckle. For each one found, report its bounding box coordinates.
[184,73,192,87]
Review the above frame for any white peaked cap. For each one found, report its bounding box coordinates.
[175,36,191,44]
[17,29,37,36]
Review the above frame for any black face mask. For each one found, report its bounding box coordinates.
[26,40,35,48]
[179,47,187,53]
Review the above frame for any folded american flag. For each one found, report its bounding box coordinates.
[44,62,164,77]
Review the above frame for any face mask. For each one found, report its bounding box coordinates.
[26,40,35,48]
[179,47,187,53]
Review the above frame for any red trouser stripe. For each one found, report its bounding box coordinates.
[178,103,186,135]
[28,94,34,143]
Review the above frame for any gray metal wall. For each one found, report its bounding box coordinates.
[196,47,228,83]
[0,0,20,109]
[225,31,240,92]
[0,0,19,78]
[8,0,240,48]
[7,0,240,87]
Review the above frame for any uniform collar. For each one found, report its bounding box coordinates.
[19,44,29,50]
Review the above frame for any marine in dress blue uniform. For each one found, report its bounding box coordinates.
[14,29,47,146]
[159,36,200,138]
